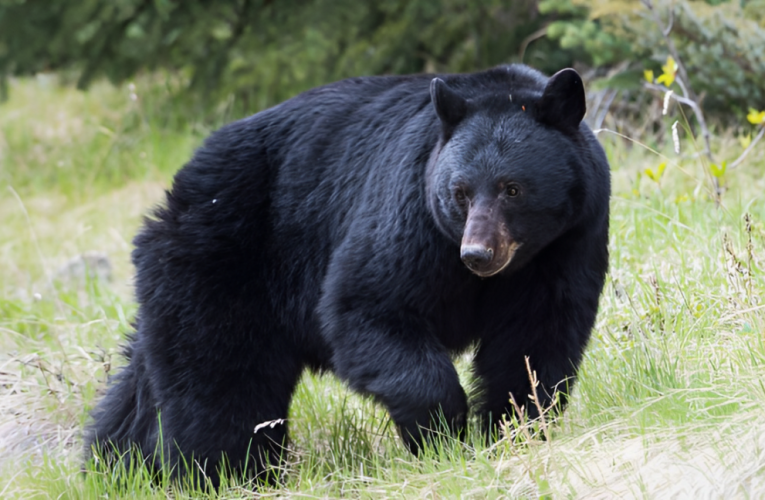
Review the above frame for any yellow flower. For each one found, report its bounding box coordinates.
[643,69,654,83]
[656,56,677,87]
[739,133,752,149]
[747,108,765,125]
[644,162,666,183]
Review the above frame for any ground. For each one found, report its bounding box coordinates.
[1,75,765,498]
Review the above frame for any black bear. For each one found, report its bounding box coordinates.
[86,64,610,486]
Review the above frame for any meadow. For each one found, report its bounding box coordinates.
[1,74,764,498]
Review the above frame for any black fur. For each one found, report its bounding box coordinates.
[86,64,610,486]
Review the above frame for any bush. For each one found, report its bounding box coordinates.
[542,0,765,118]
[0,0,572,112]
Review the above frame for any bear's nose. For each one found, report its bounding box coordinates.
[460,245,493,269]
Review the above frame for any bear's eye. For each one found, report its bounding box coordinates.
[505,184,520,197]
[454,188,467,204]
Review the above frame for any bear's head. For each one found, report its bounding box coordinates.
[426,68,589,277]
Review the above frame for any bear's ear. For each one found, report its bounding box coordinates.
[430,78,467,127]
[536,68,586,133]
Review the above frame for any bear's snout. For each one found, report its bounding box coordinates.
[461,245,494,270]
[460,201,518,277]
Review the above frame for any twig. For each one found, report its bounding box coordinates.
[524,356,551,443]
[593,127,673,162]
[507,392,533,443]
[730,126,765,170]
[641,0,697,105]
[519,26,549,63]
[594,89,619,130]
[643,81,713,154]
[645,82,764,170]
[641,0,720,198]
[662,4,674,36]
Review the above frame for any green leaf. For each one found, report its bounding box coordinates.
[710,161,727,178]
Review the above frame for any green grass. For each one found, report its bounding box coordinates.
[1,74,765,498]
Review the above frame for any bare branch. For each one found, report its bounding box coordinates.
[519,26,548,63]
[594,89,619,130]
[524,356,551,443]
[641,0,697,104]
[663,5,674,37]
[730,127,765,170]
[640,0,719,198]
[643,82,714,160]
[644,83,694,108]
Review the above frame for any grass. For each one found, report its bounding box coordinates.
[1,74,765,498]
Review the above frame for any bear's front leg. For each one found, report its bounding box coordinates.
[318,264,467,453]
[329,310,467,453]
[474,333,581,436]
[473,270,601,439]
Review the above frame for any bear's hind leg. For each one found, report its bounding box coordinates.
[85,346,159,476]
[151,337,305,487]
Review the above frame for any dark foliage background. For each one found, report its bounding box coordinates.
[0,0,763,119]
[0,1,566,108]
